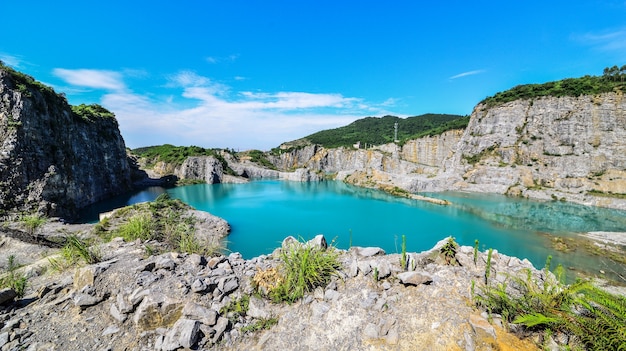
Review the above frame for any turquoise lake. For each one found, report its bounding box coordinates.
[81,180,626,282]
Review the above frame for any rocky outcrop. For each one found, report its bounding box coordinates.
[0,234,543,351]
[177,156,225,184]
[0,68,132,218]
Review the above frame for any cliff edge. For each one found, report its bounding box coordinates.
[0,66,132,219]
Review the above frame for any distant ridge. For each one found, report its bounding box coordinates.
[280,113,468,150]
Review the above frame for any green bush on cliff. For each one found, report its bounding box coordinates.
[481,66,626,107]
[72,104,116,122]
[132,144,235,175]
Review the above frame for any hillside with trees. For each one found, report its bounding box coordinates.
[481,65,626,107]
[282,113,468,149]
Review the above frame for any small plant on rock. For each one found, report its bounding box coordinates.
[400,234,407,270]
[20,214,46,239]
[0,255,27,298]
[440,237,458,265]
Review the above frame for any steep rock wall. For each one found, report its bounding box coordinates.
[450,93,626,208]
[0,69,132,218]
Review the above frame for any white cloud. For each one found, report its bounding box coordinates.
[59,69,398,150]
[449,69,485,80]
[576,28,626,52]
[53,68,126,90]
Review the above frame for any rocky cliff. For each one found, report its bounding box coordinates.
[266,93,626,209]
[0,68,132,218]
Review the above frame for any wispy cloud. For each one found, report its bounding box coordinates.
[575,27,626,52]
[0,53,22,68]
[449,69,486,80]
[205,54,240,64]
[53,68,126,90]
[59,69,398,150]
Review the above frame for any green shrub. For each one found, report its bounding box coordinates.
[439,237,458,265]
[20,214,45,237]
[270,241,341,303]
[475,266,626,350]
[0,255,27,298]
[241,317,279,333]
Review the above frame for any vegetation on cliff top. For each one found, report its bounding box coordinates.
[282,113,468,150]
[481,65,626,107]
[132,144,234,173]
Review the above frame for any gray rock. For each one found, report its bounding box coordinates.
[155,257,176,270]
[371,260,391,279]
[357,261,372,276]
[363,323,379,339]
[182,301,217,326]
[306,234,327,250]
[109,302,127,323]
[217,276,239,294]
[128,288,150,308]
[397,271,433,286]
[0,332,8,348]
[469,314,496,341]
[116,293,133,314]
[212,317,230,343]
[102,325,120,336]
[73,293,102,308]
[0,288,17,305]
[207,256,226,269]
[159,319,200,351]
[190,278,207,293]
[281,236,299,251]
[324,289,339,301]
[133,294,182,331]
[186,253,206,267]
[352,247,385,257]
[247,296,270,319]
[136,271,159,286]
[347,259,358,277]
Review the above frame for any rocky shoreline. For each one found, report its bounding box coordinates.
[1,216,549,351]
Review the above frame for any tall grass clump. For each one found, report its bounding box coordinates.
[475,257,626,350]
[20,214,46,237]
[400,234,407,270]
[268,241,341,303]
[116,213,154,241]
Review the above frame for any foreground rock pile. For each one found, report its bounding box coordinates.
[0,232,543,351]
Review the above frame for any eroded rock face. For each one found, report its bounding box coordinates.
[0,69,132,218]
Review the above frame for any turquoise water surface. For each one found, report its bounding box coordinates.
[81,180,626,281]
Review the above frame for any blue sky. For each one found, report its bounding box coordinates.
[2,1,626,150]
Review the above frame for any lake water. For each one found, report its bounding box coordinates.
[80,180,626,282]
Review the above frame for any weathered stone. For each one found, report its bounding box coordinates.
[212,317,230,343]
[186,253,206,267]
[128,288,150,308]
[110,302,127,323]
[0,288,17,305]
[0,332,8,348]
[159,319,200,351]
[357,261,372,276]
[217,276,239,294]
[397,271,433,286]
[306,234,327,250]
[469,314,496,341]
[347,259,358,277]
[102,325,120,336]
[281,236,299,251]
[182,301,217,326]
[73,266,96,291]
[155,257,176,271]
[352,246,385,257]
[190,279,207,293]
[136,271,160,286]
[207,256,226,269]
[247,296,270,319]
[133,294,183,331]
[371,260,391,279]
[73,293,102,308]
[324,289,339,301]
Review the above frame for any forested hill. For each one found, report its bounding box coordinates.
[284,113,468,149]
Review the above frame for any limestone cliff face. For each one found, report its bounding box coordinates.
[450,93,626,208]
[176,156,224,184]
[0,69,131,218]
[266,92,626,209]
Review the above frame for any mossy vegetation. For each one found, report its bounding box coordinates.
[239,149,277,170]
[0,60,64,109]
[481,65,626,108]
